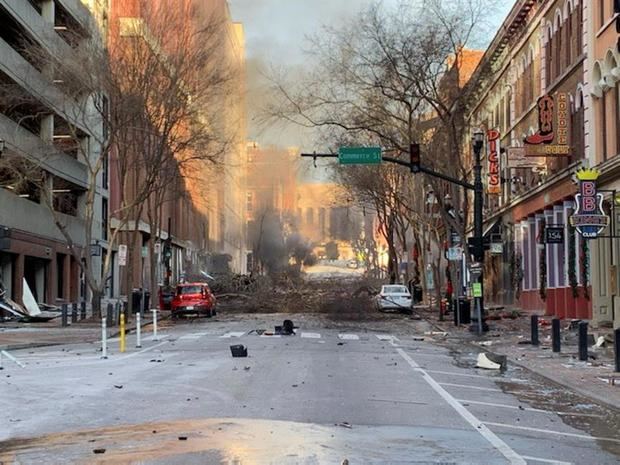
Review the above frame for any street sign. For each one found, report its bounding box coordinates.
[469,263,482,280]
[154,241,161,254]
[118,244,127,267]
[90,244,101,256]
[506,147,544,168]
[447,247,463,261]
[545,226,564,244]
[472,282,482,297]
[141,246,148,258]
[338,146,382,165]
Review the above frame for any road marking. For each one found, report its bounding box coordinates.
[220,332,246,338]
[521,456,572,465]
[425,369,524,382]
[112,340,169,361]
[338,334,359,340]
[457,399,604,418]
[301,332,321,339]
[484,422,620,443]
[260,334,281,338]
[179,334,202,340]
[376,334,399,341]
[394,346,525,465]
[439,382,503,392]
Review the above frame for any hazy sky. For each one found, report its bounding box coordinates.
[228,0,514,156]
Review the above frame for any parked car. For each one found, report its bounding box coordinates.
[375,284,413,313]
[171,282,216,318]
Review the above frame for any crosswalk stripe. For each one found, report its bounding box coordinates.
[179,334,201,340]
[338,334,359,340]
[376,334,399,341]
[220,331,246,338]
[301,332,321,339]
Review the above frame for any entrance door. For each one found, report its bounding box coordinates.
[592,238,613,325]
[24,256,48,303]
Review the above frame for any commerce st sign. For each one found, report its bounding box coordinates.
[338,146,382,165]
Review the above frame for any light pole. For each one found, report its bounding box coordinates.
[471,129,486,334]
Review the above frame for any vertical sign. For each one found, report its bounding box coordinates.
[524,92,570,157]
[118,244,127,266]
[569,168,609,238]
[487,129,501,194]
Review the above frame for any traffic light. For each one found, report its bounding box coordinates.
[410,143,420,173]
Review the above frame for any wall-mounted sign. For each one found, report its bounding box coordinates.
[524,92,570,157]
[506,147,545,169]
[569,168,609,239]
[490,243,503,254]
[545,226,564,244]
[118,244,128,266]
[487,129,501,194]
[447,247,463,261]
[90,244,102,256]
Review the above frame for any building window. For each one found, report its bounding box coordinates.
[102,153,109,190]
[102,197,108,240]
[545,33,553,86]
[246,192,253,213]
[56,253,65,299]
[601,93,608,161]
[571,92,585,160]
[600,0,607,28]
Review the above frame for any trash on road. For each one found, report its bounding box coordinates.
[230,344,248,357]
[336,422,352,429]
[595,336,606,348]
[93,449,106,454]
[476,352,506,370]
[424,331,448,338]
[113,385,123,389]
[178,436,188,441]
[244,366,251,371]
[478,341,494,346]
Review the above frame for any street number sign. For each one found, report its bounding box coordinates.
[338,146,382,165]
[545,227,564,244]
[447,247,463,261]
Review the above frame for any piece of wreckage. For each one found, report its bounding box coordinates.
[0,278,60,322]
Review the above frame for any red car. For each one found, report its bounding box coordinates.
[170,283,217,318]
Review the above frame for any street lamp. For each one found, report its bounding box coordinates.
[471,129,486,334]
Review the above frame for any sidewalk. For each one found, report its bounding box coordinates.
[416,306,620,411]
[0,314,157,351]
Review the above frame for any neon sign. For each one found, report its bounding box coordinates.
[569,168,609,239]
[487,129,501,195]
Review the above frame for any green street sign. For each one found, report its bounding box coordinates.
[338,146,382,165]
[472,283,482,298]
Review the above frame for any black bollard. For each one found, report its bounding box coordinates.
[106,302,113,326]
[80,301,86,320]
[552,318,561,353]
[578,321,588,361]
[531,314,539,346]
[615,328,620,373]
[71,302,78,324]
[61,303,68,327]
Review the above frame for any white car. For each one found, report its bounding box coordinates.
[376,285,413,313]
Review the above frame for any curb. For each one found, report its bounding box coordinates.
[417,311,620,412]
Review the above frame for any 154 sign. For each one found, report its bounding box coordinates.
[569,168,609,239]
[487,129,501,195]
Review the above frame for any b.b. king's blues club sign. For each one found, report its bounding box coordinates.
[569,168,609,239]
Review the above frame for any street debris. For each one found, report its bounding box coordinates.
[93,448,106,454]
[244,366,251,371]
[476,352,506,370]
[113,385,123,389]
[412,336,425,341]
[424,331,447,338]
[337,342,345,346]
[595,336,606,348]
[178,436,188,441]
[336,422,352,429]
[230,344,248,357]
[478,341,494,347]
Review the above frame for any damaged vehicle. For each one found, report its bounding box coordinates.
[171,282,217,319]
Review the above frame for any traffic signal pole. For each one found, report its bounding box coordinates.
[302,139,487,334]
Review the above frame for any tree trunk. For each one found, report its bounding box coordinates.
[91,288,102,319]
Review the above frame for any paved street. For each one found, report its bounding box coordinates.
[1,316,619,464]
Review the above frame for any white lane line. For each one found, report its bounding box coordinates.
[457,399,604,418]
[439,382,503,392]
[260,334,281,338]
[220,331,246,338]
[484,422,620,444]
[425,369,525,383]
[112,341,169,361]
[338,334,359,340]
[521,456,573,465]
[376,334,399,341]
[178,334,202,340]
[395,346,525,465]
[301,332,321,339]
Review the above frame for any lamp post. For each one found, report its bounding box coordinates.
[471,129,485,335]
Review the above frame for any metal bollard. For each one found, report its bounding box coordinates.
[71,302,78,324]
[80,301,86,320]
[136,312,142,348]
[578,321,588,362]
[61,303,68,327]
[151,309,158,341]
[615,328,620,373]
[120,312,126,353]
[531,314,539,346]
[101,317,108,359]
[552,318,561,353]
[106,302,113,326]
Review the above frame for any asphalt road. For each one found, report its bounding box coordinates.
[1,315,619,464]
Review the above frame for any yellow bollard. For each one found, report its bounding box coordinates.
[120,312,126,353]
